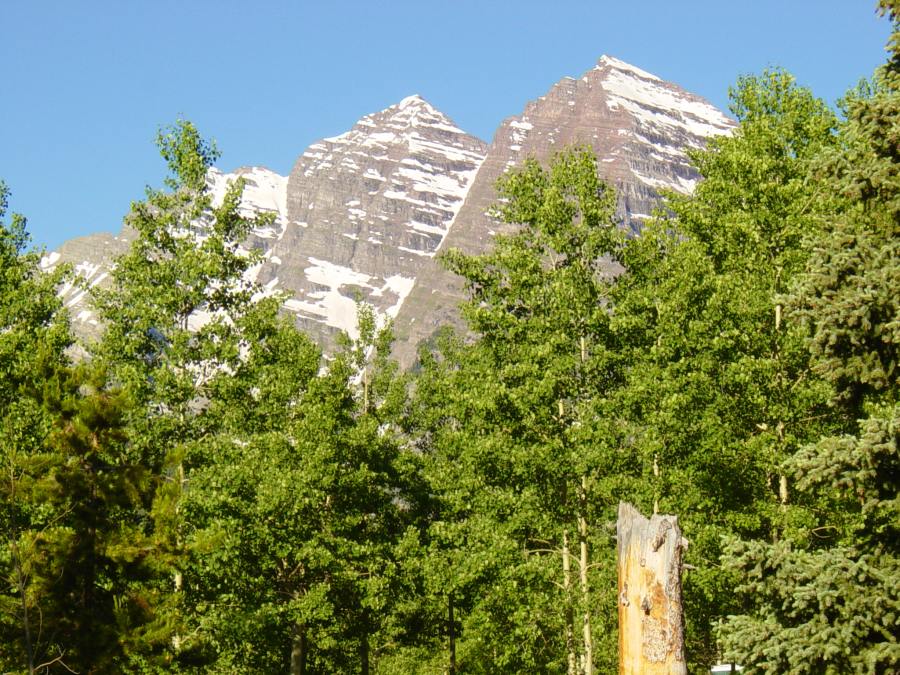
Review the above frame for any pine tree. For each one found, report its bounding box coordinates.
[26,365,162,672]
[0,189,156,673]
[0,183,72,673]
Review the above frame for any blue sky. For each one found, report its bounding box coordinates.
[2,1,892,251]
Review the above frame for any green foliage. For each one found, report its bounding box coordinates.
[84,119,280,668]
[789,71,900,405]
[0,183,71,673]
[721,405,900,673]
[2,13,898,669]
[406,149,632,673]
[32,367,168,671]
[610,69,838,669]
[0,182,70,395]
[91,119,267,438]
[182,307,419,673]
[719,20,900,671]
[0,189,160,672]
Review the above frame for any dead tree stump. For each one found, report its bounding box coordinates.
[617,502,687,674]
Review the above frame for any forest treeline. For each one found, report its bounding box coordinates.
[1,5,898,674]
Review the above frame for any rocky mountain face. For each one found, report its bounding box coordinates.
[47,56,732,362]
[256,95,487,344]
[43,233,128,339]
[390,55,734,366]
[47,97,487,344]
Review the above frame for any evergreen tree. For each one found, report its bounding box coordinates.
[26,366,162,672]
[0,189,156,673]
[0,183,71,673]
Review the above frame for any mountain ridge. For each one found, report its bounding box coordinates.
[46,55,734,360]
[390,55,734,366]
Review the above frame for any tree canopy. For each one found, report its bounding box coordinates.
[0,6,897,671]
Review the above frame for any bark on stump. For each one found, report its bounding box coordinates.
[617,502,687,674]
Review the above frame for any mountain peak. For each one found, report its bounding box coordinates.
[321,95,471,146]
[596,54,662,82]
[397,94,429,109]
[52,53,733,368]
[382,94,468,134]
[587,55,733,138]
[279,91,487,341]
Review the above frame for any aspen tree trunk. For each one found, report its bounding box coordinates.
[575,337,594,674]
[578,476,593,675]
[562,528,578,675]
[363,366,369,412]
[172,461,186,651]
[775,302,788,510]
[558,398,578,674]
[291,623,307,675]
[448,594,457,675]
[616,502,687,674]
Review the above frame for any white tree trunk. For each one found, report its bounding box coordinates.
[578,476,593,675]
[562,529,578,675]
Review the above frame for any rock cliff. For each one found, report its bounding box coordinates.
[391,55,734,366]
[49,56,732,363]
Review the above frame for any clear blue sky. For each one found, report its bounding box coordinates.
[2,1,892,251]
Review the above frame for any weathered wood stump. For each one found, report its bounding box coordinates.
[617,502,687,674]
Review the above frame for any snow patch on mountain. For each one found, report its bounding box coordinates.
[597,54,661,82]
[598,56,733,144]
[207,166,290,239]
[280,258,416,339]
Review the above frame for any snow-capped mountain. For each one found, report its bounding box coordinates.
[47,96,488,344]
[252,94,487,343]
[48,56,733,361]
[391,55,735,366]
